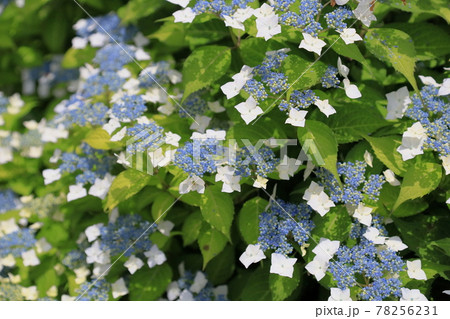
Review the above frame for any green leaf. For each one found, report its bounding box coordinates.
[35,268,59,297]
[200,186,234,240]
[83,128,122,150]
[387,0,450,24]
[186,18,229,47]
[228,121,274,146]
[324,103,389,144]
[282,55,327,92]
[42,9,68,52]
[182,210,204,246]
[378,184,429,218]
[205,245,235,285]
[310,206,352,242]
[327,35,366,65]
[39,223,69,246]
[117,0,164,24]
[297,120,339,182]
[431,238,450,256]
[238,196,268,244]
[365,135,409,176]
[240,265,272,301]
[61,47,97,69]
[151,192,175,221]
[105,169,152,211]
[128,264,172,300]
[365,28,418,91]
[182,45,231,101]
[198,225,228,268]
[394,213,450,254]
[385,23,450,60]
[393,161,442,210]
[16,46,43,68]
[150,20,188,48]
[239,38,269,67]
[269,264,301,301]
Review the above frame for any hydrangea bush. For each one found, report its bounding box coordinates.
[0,0,449,301]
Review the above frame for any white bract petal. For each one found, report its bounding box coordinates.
[312,238,340,261]
[190,271,208,293]
[1,219,20,236]
[303,181,324,201]
[253,175,268,189]
[85,223,103,242]
[220,79,246,99]
[166,0,190,8]
[305,256,329,281]
[235,96,264,124]
[85,241,110,265]
[43,168,61,185]
[400,288,428,301]
[189,115,211,133]
[165,132,181,147]
[144,245,167,268]
[207,101,225,113]
[67,184,87,202]
[343,78,362,99]
[22,249,40,266]
[307,192,335,216]
[441,155,450,175]
[277,155,300,180]
[158,220,175,236]
[397,122,427,161]
[89,33,109,47]
[112,278,129,299]
[167,282,181,301]
[385,236,408,252]
[72,37,88,49]
[88,174,115,200]
[285,108,308,127]
[179,175,205,194]
[179,289,194,301]
[364,150,373,167]
[21,286,38,301]
[337,57,349,78]
[407,260,427,280]
[418,75,439,87]
[299,33,326,55]
[339,28,363,45]
[385,86,410,120]
[133,32,150,47]
[173,8,196,23]
[352,203,373,226]
[363,227,386,245]
[269,253,297,278]
[124,255,144,274]
[314,99,336,117]
[103,118,121,135]
[233,7,254,22]
[438,78,450,96]
[256,15,281,41]
[353,1,377,27]
[158,102,175,116]
[224,15,245,31]
[254,3,275,19]
[383,169,401,186]
[239,244,266,268]
[135,48,150,61]
[328,288,352,301]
